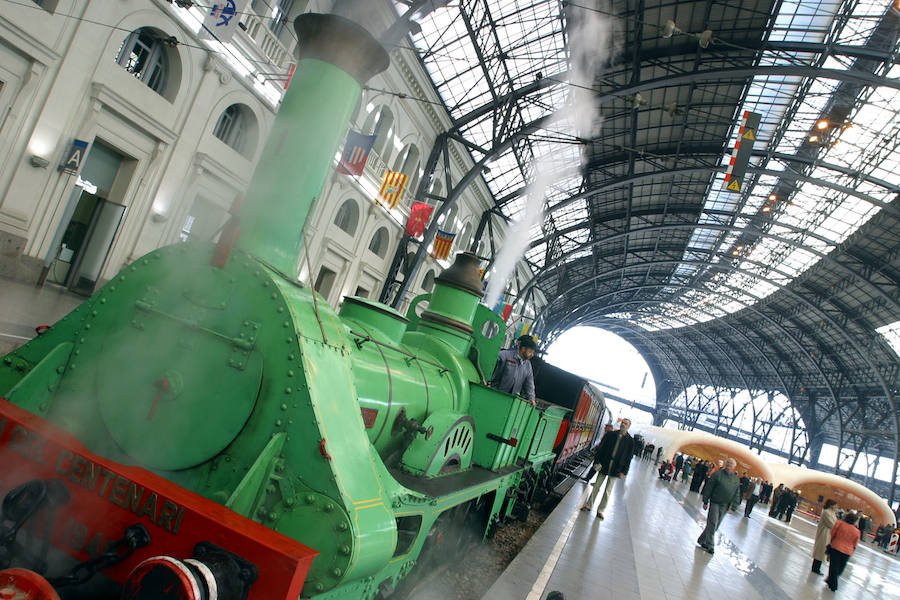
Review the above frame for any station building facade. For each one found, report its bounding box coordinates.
[0,0,527,321]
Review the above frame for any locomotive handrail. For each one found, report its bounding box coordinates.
[134,301,256,350]
[347,330,449,374]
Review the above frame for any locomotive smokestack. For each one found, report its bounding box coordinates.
[418,252,485,352]
[236,14,389,276]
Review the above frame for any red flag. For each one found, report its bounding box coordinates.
[501,304,513,321]
[405,202,434,237]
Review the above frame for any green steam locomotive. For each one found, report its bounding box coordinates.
[0,13,569,600]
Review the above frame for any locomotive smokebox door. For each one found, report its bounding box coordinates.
[95,319,263,470]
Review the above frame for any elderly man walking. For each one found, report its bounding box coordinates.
[697,458,741,554]
[581,418,634,520]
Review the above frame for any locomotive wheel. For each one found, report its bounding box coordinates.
[0,568,60,600]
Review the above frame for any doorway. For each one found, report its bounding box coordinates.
[46,141,130,295]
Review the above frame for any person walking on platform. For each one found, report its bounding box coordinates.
[674,453,684,481]
[681,459,693,484]
[825,511,861,592]
[812,499,839,575]
[744,478,761,518]
[769,484,785,517]
[784,490,799,523]
[581,418,634,520]
[761,480,773,504]
[689,460,708,492]
[697,458,741,555]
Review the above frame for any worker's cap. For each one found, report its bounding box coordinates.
[517,335,538,349]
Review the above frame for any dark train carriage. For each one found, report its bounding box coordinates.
[531,358,608,467]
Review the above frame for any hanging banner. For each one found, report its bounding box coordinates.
[336,130,376,176]
[430,229,456,260]
[201,0,249,43]
[378,170,409,209]
[723,111,761,193]
[405,202,434,237]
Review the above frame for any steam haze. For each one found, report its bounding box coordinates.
[482,1,612,313]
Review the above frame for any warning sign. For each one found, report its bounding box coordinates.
[723,111,761,192]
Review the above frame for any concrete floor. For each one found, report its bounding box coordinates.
[0,276,85,353]
[487,460,899,600]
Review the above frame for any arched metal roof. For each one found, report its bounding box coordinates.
[391,0,900,501]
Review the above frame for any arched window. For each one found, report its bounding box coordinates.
[116,28,170,95]
[333,199,359,236]
[422,270,436,293]
[363,106,394,162]
[394,144,420,197]
[458,222,473,252]
[368,227,389,258]
[428,177,443,197]
[437,203,458,232]
[213,104,255,155]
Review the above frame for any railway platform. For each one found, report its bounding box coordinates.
[485,460,899,600]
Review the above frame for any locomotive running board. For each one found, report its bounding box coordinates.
[0,399,318,600]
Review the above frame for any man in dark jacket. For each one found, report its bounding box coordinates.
[697,458,741,554]
[489,335,537,405]
[581,418,634,520]
[673,453,684,481]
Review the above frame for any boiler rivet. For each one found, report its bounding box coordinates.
[275,419,283,426]
[280,404,287,411]
[285,387,292,394]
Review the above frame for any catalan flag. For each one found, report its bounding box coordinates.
[431,229,456,261]
[378,170,409,209]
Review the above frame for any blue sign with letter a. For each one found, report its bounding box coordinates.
[60,139,89,174]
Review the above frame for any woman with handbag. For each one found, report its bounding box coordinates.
[825,511,862,592]
[812,499,838,574]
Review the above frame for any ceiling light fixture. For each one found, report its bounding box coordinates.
[816,119,829,130]
[698,30,713,48]
[768,194,777,201]
[661,20,679,38]
[808,135,819,143]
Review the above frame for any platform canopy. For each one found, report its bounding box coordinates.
[390,0,900,502]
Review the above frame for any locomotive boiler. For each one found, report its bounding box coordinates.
[0,13,567,600]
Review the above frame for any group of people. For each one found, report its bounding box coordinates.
[812,500,863,592]
[488,338,895,594]
[768,484,801,522]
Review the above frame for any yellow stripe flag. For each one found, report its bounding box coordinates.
[378,170,409,209]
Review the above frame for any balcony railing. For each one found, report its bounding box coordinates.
[242,13,292,69]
